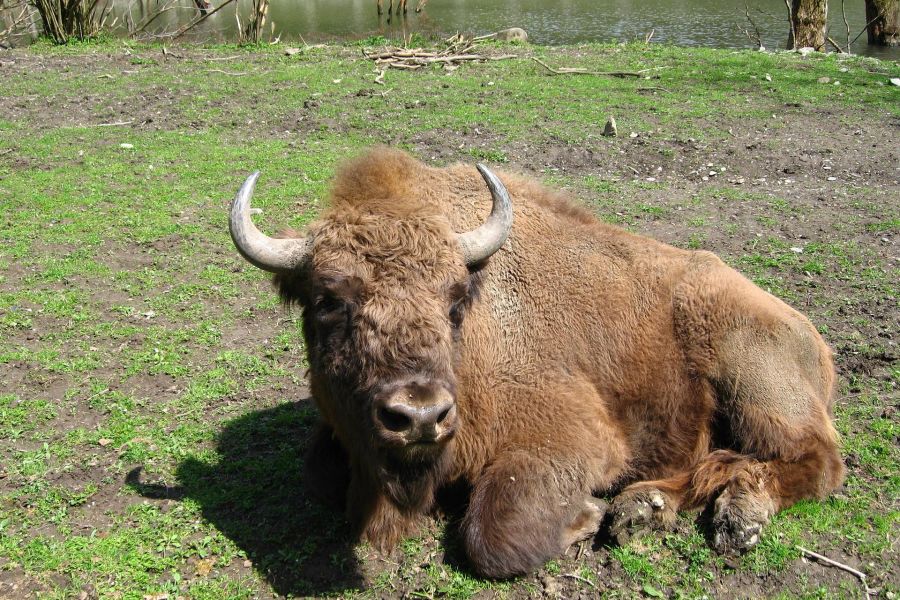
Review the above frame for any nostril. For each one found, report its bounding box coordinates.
[377,406,412,433]
[436,406,451,425]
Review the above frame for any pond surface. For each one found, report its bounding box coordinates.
[171,0,897,58]
[6,0,899,58]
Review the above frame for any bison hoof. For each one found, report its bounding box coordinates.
[563,496,608,546]
[711,488,773,554]
[609,488,675,546]
[713,520,762,554]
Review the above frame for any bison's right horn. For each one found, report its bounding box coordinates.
[456,164,514,265]
[229,171,312,273]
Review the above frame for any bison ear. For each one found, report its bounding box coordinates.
[273,269,312,307]
[447,271,483,330]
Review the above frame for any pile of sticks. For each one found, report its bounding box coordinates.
[363,35,515,84]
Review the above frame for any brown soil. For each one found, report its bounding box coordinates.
[0,45,897,600]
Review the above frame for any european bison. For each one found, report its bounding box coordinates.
[229,149,844,578]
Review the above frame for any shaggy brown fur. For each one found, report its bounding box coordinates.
[265,148,844,577]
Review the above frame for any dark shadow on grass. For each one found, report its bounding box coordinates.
[127,399,364,596]
[433,480,475,573]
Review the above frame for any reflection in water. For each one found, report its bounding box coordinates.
[3,0,898,58]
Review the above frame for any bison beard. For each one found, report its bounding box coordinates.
[229,148,845,578]
[379,446,453,511]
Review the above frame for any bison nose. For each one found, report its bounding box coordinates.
[374,390,457,443]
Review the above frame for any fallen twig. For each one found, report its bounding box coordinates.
[117,436,154,453]
[95,120,134,127]
[380,61,421,70]
[84,388,110,403]
[637,86,672,94]
[382,54,514,66]
[560,573,596,588]
[206,68,249,75]
[797,546,875,600]
[531,57,641,78]
[364,42,515,84]
[575,539,587,560]
[826,36,849,54]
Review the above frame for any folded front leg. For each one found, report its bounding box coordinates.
[461,449,607,578]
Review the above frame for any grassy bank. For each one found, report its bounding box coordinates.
[0,39,898,599]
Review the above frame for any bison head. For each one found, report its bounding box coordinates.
[229,160,512,505]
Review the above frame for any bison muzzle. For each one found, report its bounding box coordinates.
[228,148,845,578]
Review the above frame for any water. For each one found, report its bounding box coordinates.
[4,0,899,58]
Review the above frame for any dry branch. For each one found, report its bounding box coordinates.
[363,40,516,84]
[840,0,852,51]
[168,0,236,40]
[797,546,876,600]
[826,35,849,53]
[531,57,642,78]
[849,5,888,47]
[560,573,597,588]
[740,2,764,49]
[131,0,180,36]
[206,68,248,75]
[0,3,32,43]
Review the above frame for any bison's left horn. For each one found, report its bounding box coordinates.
[457,164,514,265]
[229,171,312,273]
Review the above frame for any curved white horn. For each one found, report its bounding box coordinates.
[456,164,514,265]
[229,172,311,273]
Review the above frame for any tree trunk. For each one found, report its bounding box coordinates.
[866,0,900,46]
[787,0,828,50]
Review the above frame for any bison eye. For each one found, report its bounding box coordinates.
[447,280,471,331]
[314,294,345,320]
[449,298,465,330]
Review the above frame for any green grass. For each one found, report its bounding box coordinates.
[0,38,897,599]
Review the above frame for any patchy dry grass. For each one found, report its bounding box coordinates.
[0,39,897,599]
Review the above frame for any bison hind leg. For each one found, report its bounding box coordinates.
[611,439,842,554]
[667,255,846,552]
[607,467,755,551]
